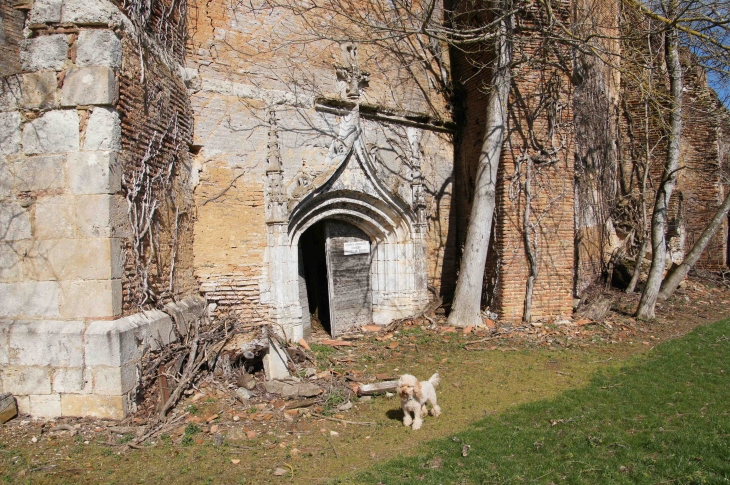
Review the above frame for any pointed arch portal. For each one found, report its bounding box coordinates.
[262,108,429,340]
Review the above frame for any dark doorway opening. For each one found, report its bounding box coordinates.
[299,220,331,333]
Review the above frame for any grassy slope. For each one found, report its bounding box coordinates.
[343,319,730,484]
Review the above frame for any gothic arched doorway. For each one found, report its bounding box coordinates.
[299,219,373,336]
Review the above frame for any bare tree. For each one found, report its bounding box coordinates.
[634,0,730,319]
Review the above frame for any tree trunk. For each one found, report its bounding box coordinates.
[635,19,682,320]
[658,189,730,300]
[447,1,512,328]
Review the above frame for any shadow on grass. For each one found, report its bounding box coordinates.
[335,319,730,484]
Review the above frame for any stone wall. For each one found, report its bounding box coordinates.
[187,0,456,327]
[0,0,200,419]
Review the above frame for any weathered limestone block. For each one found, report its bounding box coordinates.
[163,295,206,336]
[35,196,75,239]
[92,363,136,395]
[0,112,21,156]
[0,202,31,241]
[0,77,21,112]
[0,157,10,199]
[22,110,79,154]
[76,194,129,238]
[61,0,126,26]
[67,151,120,194]
[0,321,9,364]
[83,107,121,151]
[13,155,66,192]
[13,154,66,192]
[29,394,61,417]
[1,366,52,395]
[28,0,62,23]
[19,71,59,109]
[0,241,30,283]
[61,67,117,107]
[14,395,30,414]
[84,313,152,367]
[25,238,123,280]
[7,320,85,366]
[52,367,90,394]
[60,394,126,419]
[77,30,121,68]
[19,35,68,72]
[60,278,122,318]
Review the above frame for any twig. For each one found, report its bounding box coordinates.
[311,413,375,426]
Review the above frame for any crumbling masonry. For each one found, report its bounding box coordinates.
[0,0,728,417]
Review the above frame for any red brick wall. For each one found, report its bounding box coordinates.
[117,21,198,313]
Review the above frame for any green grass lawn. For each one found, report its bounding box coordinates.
[341,319,730,484]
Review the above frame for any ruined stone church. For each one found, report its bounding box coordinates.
[0,0,728,417]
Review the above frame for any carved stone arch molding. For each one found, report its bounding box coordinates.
[262,107,429,341]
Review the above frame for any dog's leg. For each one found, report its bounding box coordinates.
[429,396,441,418]
[403,409,413,427]
[412,406,423,430]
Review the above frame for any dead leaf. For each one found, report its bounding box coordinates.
[362,325,381,332]
[231,459,240,465]
[462,444,471,457]
[321,339,352,347]
[463,326,474,335]
[298,338,311,351]
[246,430,257,439]
[388,341,399,349]
[273,467,288,476]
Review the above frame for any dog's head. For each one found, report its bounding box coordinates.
[397,374,423,401]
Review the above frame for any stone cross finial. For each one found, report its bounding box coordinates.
[336,42,369,100]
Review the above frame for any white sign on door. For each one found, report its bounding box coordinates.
[343,241,370,255]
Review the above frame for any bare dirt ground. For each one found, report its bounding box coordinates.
[2,275,729,485]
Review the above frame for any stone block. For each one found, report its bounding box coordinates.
[29,0,62,23]
[67,151,120,194]
[61,0,125,26]
[35,196,75,239]
[77,30,121,68]
[15,395,30,414]
[29,394,61,417]
[1,366,51,395]
[0,112,21,156]
[84,313,150,367]
[22,110,79,155]
[92,363,136,395]
[8,320,85,366]
[83,107,121,151]
[52,367,90,394]
[19,35,68,72]
[163,295,206,336]
[264,338,291,380]
[19,72,59,109]
[0,241,26,283]
[61,67,117,107]
[0,202,31,240]
[0,76,21,112]
[0,321,9,364]
[61,393,127,419]
[0,282,59,318]
[13,154,66,192]
[146,310,176,350]
[60,279,122,318]
[76,194,130,238]
[0,157,12,199]
[25,238,123,280]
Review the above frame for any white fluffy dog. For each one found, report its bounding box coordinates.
[396,373,441,430]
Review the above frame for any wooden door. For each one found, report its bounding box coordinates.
[325,221,372,336]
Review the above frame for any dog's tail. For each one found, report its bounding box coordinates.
[428,373,440,388]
